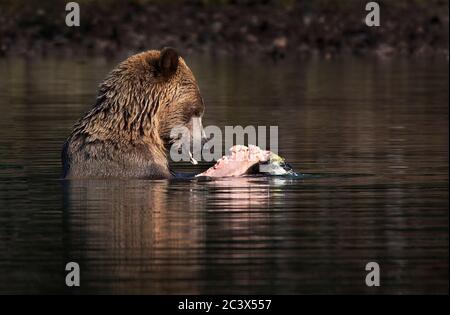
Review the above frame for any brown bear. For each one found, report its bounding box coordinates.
[62,48,206,179]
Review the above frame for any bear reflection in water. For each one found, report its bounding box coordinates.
[62,176,287,293]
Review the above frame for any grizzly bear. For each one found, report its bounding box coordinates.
[62,48,206,179]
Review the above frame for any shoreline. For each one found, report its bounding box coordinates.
[0,1,448,59]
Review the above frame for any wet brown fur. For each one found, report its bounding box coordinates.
[62,48,205,179]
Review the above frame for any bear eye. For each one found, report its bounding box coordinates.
[184,101,202,117]
[193,99,205,117]
[192,107,202,117]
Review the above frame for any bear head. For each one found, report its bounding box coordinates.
[88,47,206,165]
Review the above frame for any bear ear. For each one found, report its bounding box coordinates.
[158,47,179,77]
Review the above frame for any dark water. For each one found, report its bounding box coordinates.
[0,55,448,294]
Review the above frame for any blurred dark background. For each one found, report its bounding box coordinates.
[0,0,448,59]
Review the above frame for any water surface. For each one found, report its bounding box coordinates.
[0,55,448,294]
